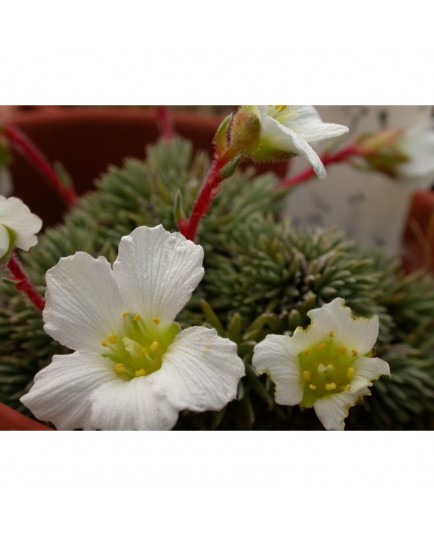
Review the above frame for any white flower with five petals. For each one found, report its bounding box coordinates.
[231,105,349,180]
[21,225,245,430]
[0,195,42,261]
[252,298,389,430]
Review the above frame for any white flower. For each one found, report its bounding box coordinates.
[0,196,42,261]
[20,225,245,430]
[397,119,434,189]
[0,167,12,197]
[232,105,349,180]
[252,298,390,430]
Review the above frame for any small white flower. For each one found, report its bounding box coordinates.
[232,105,348,179]
[252,298,390,430]
[0,196,42,261]
[397,119,434,189]
[20,225,245,430]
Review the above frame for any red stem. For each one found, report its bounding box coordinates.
[7,253,45,312]
[183,156,226,242]
[279,145,360,190]
[156,106,174,142]
[3,123,77,206]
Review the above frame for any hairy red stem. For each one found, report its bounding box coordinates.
[156,106,174,142]
[3,123,77,206]
[279,145,360,190]
[183,157,226,242]
[7,253,45,312]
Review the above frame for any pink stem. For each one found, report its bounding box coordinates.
[279,145,360,190]
[3,123,77,206]
[182,156,226,242]
[156,106,174,142]
[7,253,45,312]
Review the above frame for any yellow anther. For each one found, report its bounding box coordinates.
[133,314,141,322]
[352,349,358,357]
[338,346,347,354]
[101,340,108,347]
[317,342,327,352]
[275,105,287,112]
[325,383,337,391]
[107,333,118,344]
[309,384,317,391]
[114,363,128,376]
[150,341,160,353]
[122,311,129,318]
[303,370,312,381]
[135,369,147,377]
[346,367,355,379]
[329,331,334,338]
[152,317,160,325]
[344,384,351,392]
[303,349,310,357]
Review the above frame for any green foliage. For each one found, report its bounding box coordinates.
[1,137,434,429]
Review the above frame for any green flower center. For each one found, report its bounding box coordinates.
[298,332,358,407]
[101,312,180,380]
[268,105,297,125]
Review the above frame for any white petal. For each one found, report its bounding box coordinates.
[113,225,204,327]
[20,351,115,430]
[313,391,359,430]
[306,298,379,355]
[252,334,304,406]
[398,121,434,187]
[44,252,126,352]
[0,224,10,259]
[287,106,349,144]
[89,377,179,430]
[0,196,42,250]
[262,117,327,179]
[151,326,245,412]
[351,357,390,393]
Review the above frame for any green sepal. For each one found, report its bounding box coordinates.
[219,156,240,180]
[0,226,15,265]
[174,189,186,226]
[214,113,233,158]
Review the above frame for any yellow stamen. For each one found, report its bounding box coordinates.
[338,346,347,354]
[325,383,337,391]
[347,367,355,379]
[122,311,129,318]
[152,317,160,325]
[352,349,358,357]
[114,363,128,376]
[101,340,108,347]
[107,333,118,344]
[133,314,141,322]
[329,331,334,338]
[303,349,310,357]
[344,384,351,392]
[275,105,287,112]
[150,341,160,353]
[303,370,312,381]
[135,369,147,377]
[309,384,317,391]
[317,342,327,352]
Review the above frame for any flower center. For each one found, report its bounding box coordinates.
[297,332,358,407]
[100,313,180,380]
[268,105,297,125]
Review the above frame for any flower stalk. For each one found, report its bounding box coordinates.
[3,123,77,206]
[182,149,234,242]
[7,253,45,312]
[279,144,361,190]
[156,106,174,142]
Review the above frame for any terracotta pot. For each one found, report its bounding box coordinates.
[0,403,50,431]
[402,190,434,273]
